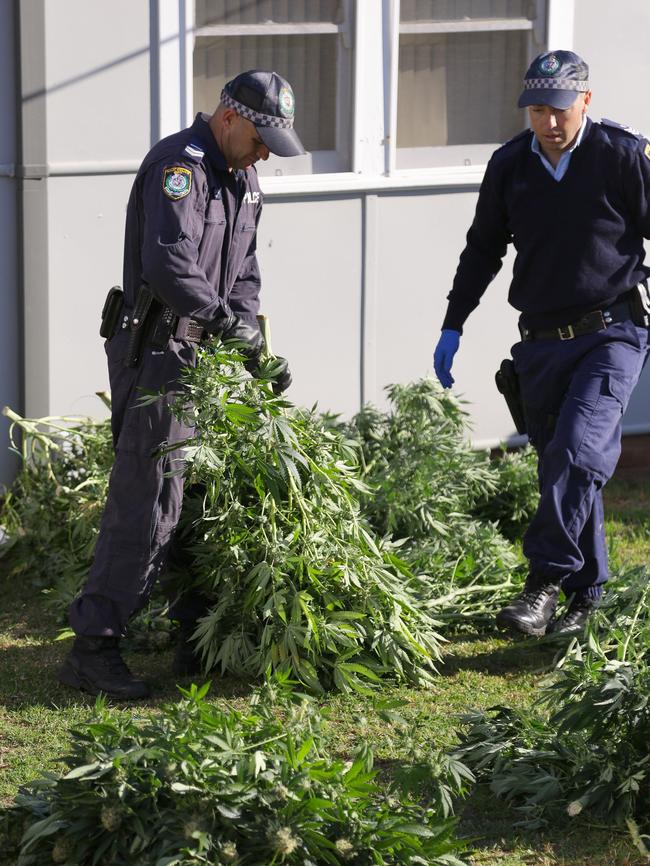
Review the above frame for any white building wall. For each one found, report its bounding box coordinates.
[20,0,150,421]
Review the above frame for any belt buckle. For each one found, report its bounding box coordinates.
[558,324,574,340]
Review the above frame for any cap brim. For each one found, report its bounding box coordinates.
[257,124,306,157]
[518,88,580,109]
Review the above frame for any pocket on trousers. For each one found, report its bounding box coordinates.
[604,372,630,412]
[574,374,625,478]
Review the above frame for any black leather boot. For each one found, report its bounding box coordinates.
[496,576,561,637]
[547,594,600,637]
[172,622,203,677]
[58,636,150,699]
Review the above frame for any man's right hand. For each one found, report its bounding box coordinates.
[433,329,461,389]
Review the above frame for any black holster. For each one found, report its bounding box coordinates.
[124,285,158,368]
[495,359,527,436]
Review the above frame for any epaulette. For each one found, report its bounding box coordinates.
[182,141,206,162]
[495,128,531,152]
[600,118,646,140]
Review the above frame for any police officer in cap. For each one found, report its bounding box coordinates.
[434,50,650,638]
[59,71,305,699]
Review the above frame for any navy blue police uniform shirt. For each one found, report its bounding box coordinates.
[122,112,262,330]
[442,117,650,333]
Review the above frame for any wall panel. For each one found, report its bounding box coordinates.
[256,195,363,417]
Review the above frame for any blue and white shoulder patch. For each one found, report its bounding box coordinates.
[183,141,205,161]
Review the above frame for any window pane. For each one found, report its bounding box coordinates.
[399,0,530,23]
[196,0,342,27]
[397,30,527,161]
[194,34,337,152]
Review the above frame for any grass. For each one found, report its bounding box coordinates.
[0,470,649,865]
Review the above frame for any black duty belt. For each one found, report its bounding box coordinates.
[519,300,632,342]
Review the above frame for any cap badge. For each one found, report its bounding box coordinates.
[278,86,295,119]
[163,166,192,200]
[538,54,561,76]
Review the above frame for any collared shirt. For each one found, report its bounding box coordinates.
[531,115,588,181]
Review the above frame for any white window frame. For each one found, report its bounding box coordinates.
[191,4,354,175]
[154,0,575,195]
[392,0,547,172]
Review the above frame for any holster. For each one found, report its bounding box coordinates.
[495,359,527,436]
[629,282,650,327]
[99,285,124,339]
[124,285,158,368]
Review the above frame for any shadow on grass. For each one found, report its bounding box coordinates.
[0,638,257,711]
[439,635,564,679]
[0,568,258,710]
[459,784,647,866]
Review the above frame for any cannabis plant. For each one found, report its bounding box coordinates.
[167,346,443,693]
[1,682,468,866]
[470,447,539,541]
[341,380,526,625]
[0,405,112,603]
[451,566,650,832]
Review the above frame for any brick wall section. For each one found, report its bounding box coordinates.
[618,435,650,472]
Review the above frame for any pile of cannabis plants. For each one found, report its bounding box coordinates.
[0,348,540,688]
[450,566,650,836]
[0,683,468,866]
[168,347,443,693]
[0,405,113,609]
[341,381,533,627]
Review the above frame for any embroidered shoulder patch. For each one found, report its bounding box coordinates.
[163,166,192,200]
[645,142,650,161]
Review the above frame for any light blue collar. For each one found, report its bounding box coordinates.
[531,115,588,181]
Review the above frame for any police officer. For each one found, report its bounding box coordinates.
[433,51,650,638]
[59,70,304,699]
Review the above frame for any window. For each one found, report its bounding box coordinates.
[193,0,355,176]
[396,0,545,168]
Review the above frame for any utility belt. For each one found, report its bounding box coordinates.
[518,283,650,342]
[99,284,207,368]
[497,283,650,436]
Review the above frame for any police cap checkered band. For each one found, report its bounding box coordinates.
[221,70,306,157]
[523,78,590,92]
[220,89,294,129]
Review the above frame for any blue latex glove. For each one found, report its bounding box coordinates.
[433,329,461,389]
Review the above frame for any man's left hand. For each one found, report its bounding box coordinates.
[221,317,264,362]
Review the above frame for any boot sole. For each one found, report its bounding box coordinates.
[58,659,151,700]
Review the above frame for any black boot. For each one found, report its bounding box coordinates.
[58,636,150,699]
[496,576,561,637]
[547,593,600,637]
[172,622,203,677]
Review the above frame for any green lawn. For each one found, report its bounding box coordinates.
[1,470,649,865]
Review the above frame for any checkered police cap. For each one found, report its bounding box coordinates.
[518,50,590,110]
[221,70,306,157]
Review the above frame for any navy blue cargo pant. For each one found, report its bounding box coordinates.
[69,329,205,637]
[511,319,649,593]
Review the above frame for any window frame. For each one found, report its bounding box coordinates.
[154,0,575,194]
[191,1,355,176]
